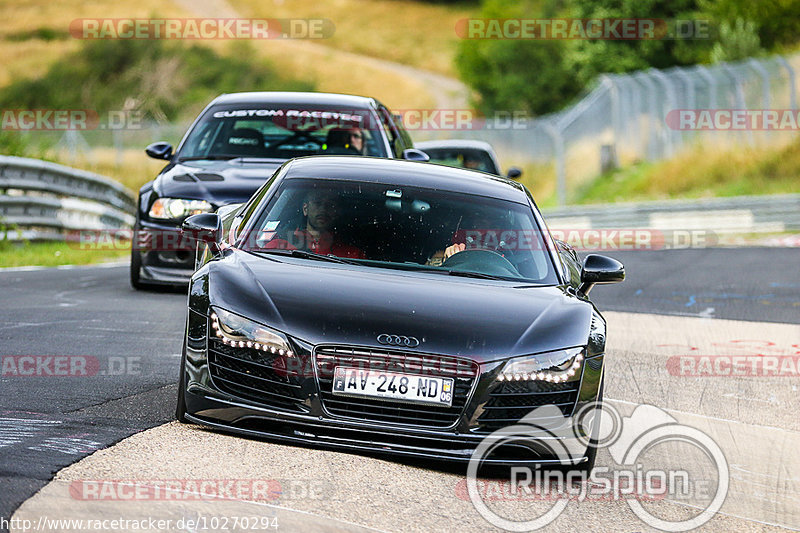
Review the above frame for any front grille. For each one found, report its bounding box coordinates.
[476,379,580,433]
[316,346,479,428]
[208,338,307,412]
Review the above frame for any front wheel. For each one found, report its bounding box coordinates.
[129,247,155,291]
[175,334,188,423]
[573,376,604,475]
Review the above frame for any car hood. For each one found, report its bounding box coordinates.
[203,251,592,363]
[153,159,283,206]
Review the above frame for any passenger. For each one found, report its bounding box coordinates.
[263,190,365,259]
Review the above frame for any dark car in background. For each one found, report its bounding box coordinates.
[131,91,427,289]
[415,139,522,179]
[175,156,624,468]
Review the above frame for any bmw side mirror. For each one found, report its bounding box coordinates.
[579,254,624,295]
[402,148,430,162]
[145,141,173,160]
[182,213,222,254]
[506,167,522,179]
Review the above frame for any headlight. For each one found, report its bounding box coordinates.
[496,347,584,383]
[210,307,294,357]
[149,198,213,220]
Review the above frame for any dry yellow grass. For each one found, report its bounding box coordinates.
[0,40,80,87]
[0,0,449,110]
[0,0,194,90]
[198,38,435,110]
[0,0,185,36]
[229,0,474,78]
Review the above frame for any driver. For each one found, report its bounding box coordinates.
[262,189,365,259]
[323,126,366,155]
[426,213,495,266]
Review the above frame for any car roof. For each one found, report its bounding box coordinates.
[414,139,495,152]
[210,92,377,109]
[281,156,528,203]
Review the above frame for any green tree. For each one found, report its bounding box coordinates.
[455,0,580,115]
[710,18,763,63]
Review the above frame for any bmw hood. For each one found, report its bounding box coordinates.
[154,159,283,206]
[203,250,593,363]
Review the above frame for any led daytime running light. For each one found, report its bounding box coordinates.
[496,352,584,383]
[210,312,294,357]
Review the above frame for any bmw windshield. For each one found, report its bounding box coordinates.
[238,178,559,284]
[177,104,389,160]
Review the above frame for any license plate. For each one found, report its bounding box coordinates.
[332,367,454,407]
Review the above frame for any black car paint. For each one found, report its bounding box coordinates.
[178,156,622,465]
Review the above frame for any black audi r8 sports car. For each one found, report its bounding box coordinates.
[176,156,624,468]
[131,91,427,289]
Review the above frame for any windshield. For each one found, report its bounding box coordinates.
[177,104,389,160]
[238,178,558,283]
[421,147,498,174]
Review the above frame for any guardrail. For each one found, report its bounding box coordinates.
[542,194,800,234]
[0,155,136,240]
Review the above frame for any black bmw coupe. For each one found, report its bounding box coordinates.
[176,156,624,468]
[131,91,425,289]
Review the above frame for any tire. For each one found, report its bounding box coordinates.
[130,247,145,290]
[574,376,605,475]
[175,333,188,423]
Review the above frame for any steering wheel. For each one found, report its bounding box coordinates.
[442,249,520,277]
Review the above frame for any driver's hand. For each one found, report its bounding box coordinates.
[444,243,466,260]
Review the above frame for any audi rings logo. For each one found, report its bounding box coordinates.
[377,334,420,348]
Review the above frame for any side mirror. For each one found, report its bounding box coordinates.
[145,141,173,160]
[182,213,222,255]
[506,167,523,179]
[579,254,624,295]
[402,148,430,162]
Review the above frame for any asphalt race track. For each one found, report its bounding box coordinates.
[1,247,798,532]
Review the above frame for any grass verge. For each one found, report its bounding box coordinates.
[560,138,800,205]
[0,240,130,269]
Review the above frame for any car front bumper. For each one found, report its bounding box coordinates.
[135,220,196,285]
[182,311,605,466]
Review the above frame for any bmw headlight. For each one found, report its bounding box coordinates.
[210,307,294,357]
[496,347,584,383]
[149,198,213,220]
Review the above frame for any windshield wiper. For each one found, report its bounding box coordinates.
[444,269,507,280]
[176,155,243,162]
[251,249,358,265]
[386,263,509,280]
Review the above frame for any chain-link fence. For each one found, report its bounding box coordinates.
[38,53,799,205]
[415,53,800,205]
